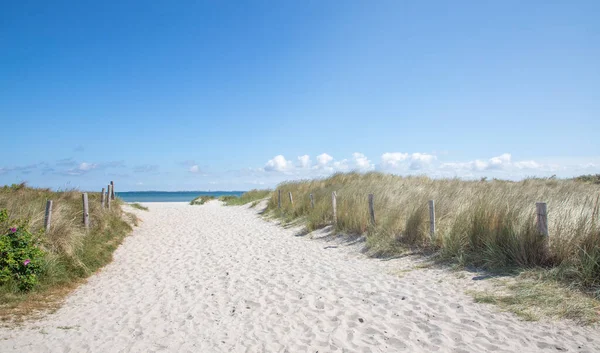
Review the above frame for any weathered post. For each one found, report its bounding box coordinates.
[428,200,435,239]
[44,200,53,232]
[368,193,375,225]
[101,187,106,208]
[332,191,337,225]
[107,184,112,210]
[110,181,115,200]
[310,193,314,209]
[278,189,281,209]
[82,193,90,229]
[536,202,548,236]
[289,192,293,205]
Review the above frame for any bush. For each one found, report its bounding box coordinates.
[0,209,45,291]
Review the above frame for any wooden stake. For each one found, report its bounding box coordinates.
[107,185,112,210]
[368,193,375,225]
[310,193,314,209]
[110,181,115,200]
[44,200,53,232]
[278,189,281,209]
[429,200,435,239]
[536,202,548,236]
[101,188,106,208]
[289,192,293,205]
[332,192,337,225]
[82,193,90,229]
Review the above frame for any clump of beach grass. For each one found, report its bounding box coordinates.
[190,195,216,205]
[265,172,600,322]
[129,203,148,211]
[220,190,272,206]
[0,183,134,321]
[469,270,600,325]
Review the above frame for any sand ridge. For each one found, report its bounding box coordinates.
[0,201,598,352]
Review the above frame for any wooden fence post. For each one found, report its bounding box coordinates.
[332,192,337,225]
[536,202,548,236]
[101,187,106,208]
[110,181,115,200]
[429,200,436,239]
[107,185,112,210]
[368,194,375,225]
[289,192,293,205]
[278,190,281,209]
[310,193,314,209]
[82,193,90,229]
[44,200,53,232]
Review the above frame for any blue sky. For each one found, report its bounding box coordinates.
[1,1,598,191]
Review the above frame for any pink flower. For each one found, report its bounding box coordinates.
[23,259,31,266]
[9,227,17,233]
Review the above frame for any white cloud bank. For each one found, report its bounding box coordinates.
[259,152,598,181]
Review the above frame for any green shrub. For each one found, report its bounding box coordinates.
[0,209,45,291]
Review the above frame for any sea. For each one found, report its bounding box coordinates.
[116,191,245,203]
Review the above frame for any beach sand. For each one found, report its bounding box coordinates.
[1,201,598,352]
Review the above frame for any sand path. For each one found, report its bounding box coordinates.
[1,202,598,352]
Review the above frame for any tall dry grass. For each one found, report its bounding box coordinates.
[266,172,600,295]
[0,183,134,315]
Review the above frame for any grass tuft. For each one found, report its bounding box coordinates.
[220,190,272,206]
[469,272,600,324]
[129,203,148,211]
[190,195,216,205]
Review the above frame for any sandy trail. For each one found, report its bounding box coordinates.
[1,202,598,352]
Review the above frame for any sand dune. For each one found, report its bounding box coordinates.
[1,201,598,352]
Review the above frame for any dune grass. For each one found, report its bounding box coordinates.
[220,190,272,206]
[0,183,135,321]
[190,195,216,205]
[469,270,600,325]
[265,172,600,321]
[129,203,148,211]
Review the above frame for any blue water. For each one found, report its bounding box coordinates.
[116,191,245,203]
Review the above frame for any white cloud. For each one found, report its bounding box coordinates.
[316,153,333,166]
[380,152,436,171]
[78,162,98,171]
[352,152,374,171]
[409,153,437,170]
[514,160,542,169]
[189,165,200,173]
[440,153,512,172]
[264,155,293,172]
[488,153,511,170]
[298,155,311,168]
[381,152,409,169]
[333,159,350,172]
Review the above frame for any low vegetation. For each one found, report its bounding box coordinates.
[190,195,216,205]
[129,203,148,211]
[574,174,600,185]
[220,190,272,206]
[266,172,600,322]
[0,183,135,321]
[469,271,600,325]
